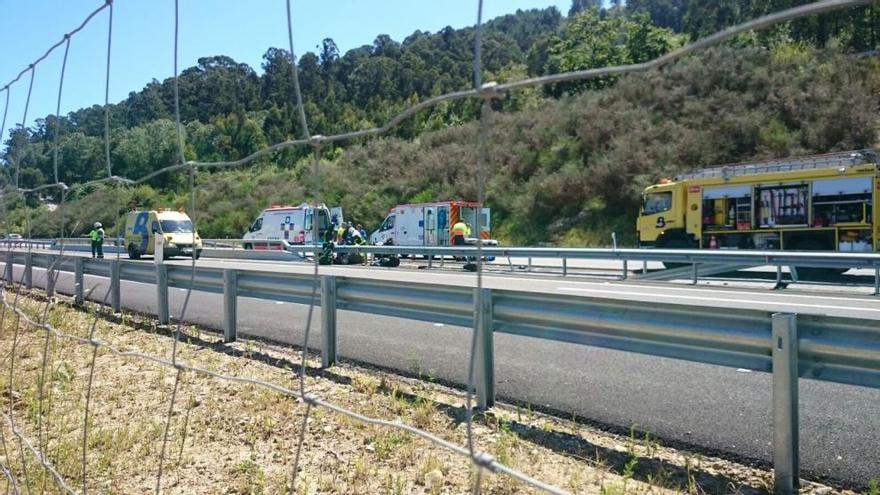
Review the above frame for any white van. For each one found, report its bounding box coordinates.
[370,201,495,246]
[243,203,343,248]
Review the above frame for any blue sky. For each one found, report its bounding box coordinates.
[0,0,571,146]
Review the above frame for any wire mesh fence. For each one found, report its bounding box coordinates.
[0,1,873,493]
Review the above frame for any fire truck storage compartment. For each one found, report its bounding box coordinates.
[811,176,873,226]
[701,231,780,250]
[702,185,752,230]
[838,229,873,252]
[756,184,808,227]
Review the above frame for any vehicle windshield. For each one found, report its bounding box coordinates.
[160,219,194,233]
[643,192,672,215]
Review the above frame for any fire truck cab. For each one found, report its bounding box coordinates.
[370,201,495,246]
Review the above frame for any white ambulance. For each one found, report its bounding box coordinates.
[369,201,495,246]
[243,203,343,248]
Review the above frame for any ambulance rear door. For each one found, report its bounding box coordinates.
[423,205,437,246]
[436,204,450,246]
[396,206,422,245]
[330,207,344,226]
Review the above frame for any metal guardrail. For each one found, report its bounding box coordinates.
[12,238,880,291]
[3,250,880,490]
[330,245,880,268]
[201,238,291,250]
[0,239,55,249]
[331,245,880,291]
[25,237,880,269]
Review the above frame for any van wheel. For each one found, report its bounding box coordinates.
[127,244,141,260]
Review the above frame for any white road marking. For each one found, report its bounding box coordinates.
[556,286,880,315]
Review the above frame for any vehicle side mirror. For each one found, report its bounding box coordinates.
[152,226,159,234]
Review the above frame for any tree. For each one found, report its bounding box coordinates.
[568,0,601,17]
[626,0,686,32]
[544,8,684,95]
[320,38,340,67]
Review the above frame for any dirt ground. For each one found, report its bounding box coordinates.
[0,289,859,494]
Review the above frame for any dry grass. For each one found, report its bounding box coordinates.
[0,290,853,494]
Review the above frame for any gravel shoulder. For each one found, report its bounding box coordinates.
[0,290,864,494]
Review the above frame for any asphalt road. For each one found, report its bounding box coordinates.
[5,254,880,488]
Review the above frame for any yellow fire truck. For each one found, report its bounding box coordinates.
[637,150,878,256]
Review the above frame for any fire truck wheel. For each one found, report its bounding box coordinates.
[790,240,846,280]
[657,236,692,269]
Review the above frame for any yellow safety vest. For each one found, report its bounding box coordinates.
[452,222,470,236]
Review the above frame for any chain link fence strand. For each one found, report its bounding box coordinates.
[284,1,322,491]
[0,1,875,494]
[37,34,73,489]
[7,294,33,495]
[102,1,113,180]
[155,1,195,492]
[0,88,8,158]
[466,1,490,493]
[13,67,36,190]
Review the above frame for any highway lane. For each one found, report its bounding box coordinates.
[5,257,880,488]
[173,255,880,320]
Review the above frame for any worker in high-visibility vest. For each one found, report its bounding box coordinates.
[88,222,105,258]
[451,220,471,246]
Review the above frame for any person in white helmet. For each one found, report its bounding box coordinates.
[89,222,105,258]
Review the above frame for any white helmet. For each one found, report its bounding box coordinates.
[94,222,102,228]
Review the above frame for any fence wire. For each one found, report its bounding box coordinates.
[0,1,873,494]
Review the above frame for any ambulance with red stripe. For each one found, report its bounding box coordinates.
[243,203,343,248]
[369,201,496,246]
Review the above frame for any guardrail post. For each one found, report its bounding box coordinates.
[110,260,121,312]
[46,257,56,299]
[223,269,238,343]
[874,264,879,296]
[621,259,628,280]
[691,263,699,285]
[642,260,648,275]
[321,275,337,368]
[24,252,33,289]
[3,250,13,283]
[474,287,495,409]
[156,264,169,325]
[74,257,84,304]
[562,258,568,277]
[772,313,799,495]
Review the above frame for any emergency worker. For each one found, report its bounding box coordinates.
[348,224,365,245]
[451,220,471,246]
[89,222,105,258]
[336,223,347,244]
